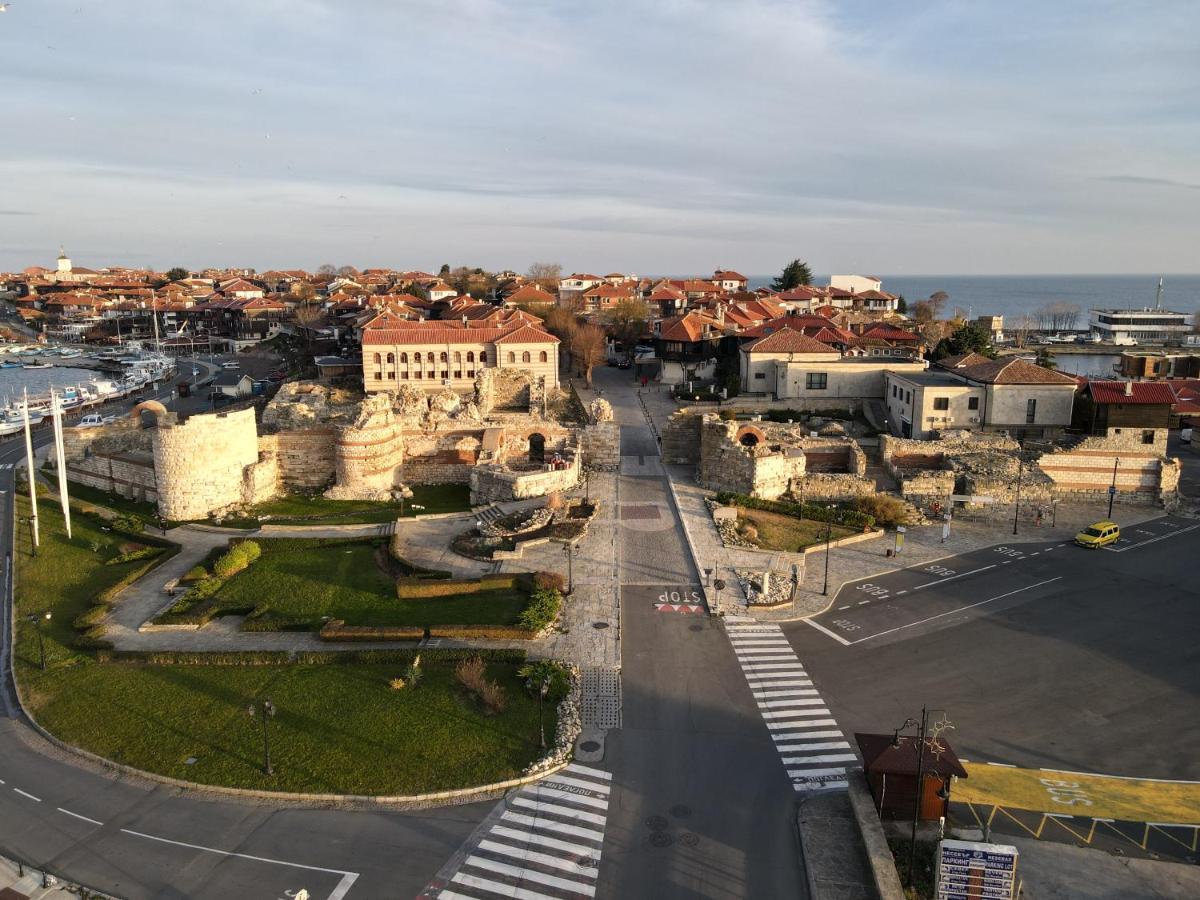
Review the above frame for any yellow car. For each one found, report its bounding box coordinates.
[1075,520,1120,548]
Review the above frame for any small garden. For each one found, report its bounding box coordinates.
[12,495,572,794]
[155,536,564,639]
[711,491,898,553]
[728,506,859,552]
[452,494,598,561]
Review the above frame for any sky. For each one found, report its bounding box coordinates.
[1,1,1198,276]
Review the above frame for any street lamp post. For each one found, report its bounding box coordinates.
[28,612,51,671]
[247,698,276,775]
[892,707,949,889]
[563,543,574,596]
[822,522,833,596]
[1107,456,1120,518]
[1011,460,1023,536]
[537,678,549,749]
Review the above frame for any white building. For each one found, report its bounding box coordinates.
[1089,308,1192,344]
[829,275,882,295]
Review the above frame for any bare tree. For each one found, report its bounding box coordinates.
[526,262,562,290]
[291,281,317,304]
[317,263,337,276]
[336,265,358,278]
[293,304,325,328]
[604,298,651,358]
[570,322,607,387]
[1010,314,1037,348]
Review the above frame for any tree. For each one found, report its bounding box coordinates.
[336,265,358,278]
[932,322,995,360]
[291,281,317,304]
[771,259,813,291]
[896,295,908,315]
[438,263,451,277]
[526,262,562,291]
[517,660,569,749]
[1010,313,1037,349]
[604,298,650,358]
[1035,347,1058,370]
[910,292,949,325]
[570,322,607,387]
[316,264,337,276]
[165,267,189,282]
[405,283,429,302]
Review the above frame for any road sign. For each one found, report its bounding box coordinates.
[935,839,1018,900]
[1108,486,1117,496]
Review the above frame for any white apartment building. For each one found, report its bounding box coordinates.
[1089,308,1193,344]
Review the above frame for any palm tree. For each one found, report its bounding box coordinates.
[518,660,563,748]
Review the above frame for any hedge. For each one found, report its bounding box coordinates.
[104,546,163,566]
[713,492,875,529]
[319,621,541,642]
[212,540,261,578]
[94,542,181,605]
[93,647,528,666]
[396,573,527,599]
[255,536,382,552]
[517,587,562,632]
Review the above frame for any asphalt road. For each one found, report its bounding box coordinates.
[784,515,1200,781]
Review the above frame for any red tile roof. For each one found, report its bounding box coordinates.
[744,330,840,354]
[658,311,721,342]
[953,357,1079,385]
[362,321,557,346]
[1085,380,1178,404]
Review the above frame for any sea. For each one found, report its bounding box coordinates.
[746,273,1200,322]
[0,365,109,409]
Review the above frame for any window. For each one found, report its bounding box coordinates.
[806,373,828,390]
[892,384,898,399]
[540,351,548,363]
[754,372,765,380]
[508,352,516,363]
[933,397,949,411]
[387,371,395,379]
[1026,398,1037,424]
[399,352,408,364]
[441,370,448,379]
[1142,430,1155,444]
[401,371,409,380]
[415,371,422,379]
[374,372,382,380]
[906,391,911,404]
[454,351,461,363]
[968,396,979,410]
[440,352,448,363]
[522,351,531,363]
[467,370,475,378]
[386,352,394,364]
[454,370,462,379]
[467,351,475,363]
[373,353,381,364]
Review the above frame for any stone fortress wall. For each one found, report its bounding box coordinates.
[58,371,617,519]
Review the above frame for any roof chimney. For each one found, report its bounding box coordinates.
[462,314,468,325]
[1124,380,1133,397]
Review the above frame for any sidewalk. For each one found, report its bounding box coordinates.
[0,854,104,899]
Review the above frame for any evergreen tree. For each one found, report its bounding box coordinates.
[771,259,813,291]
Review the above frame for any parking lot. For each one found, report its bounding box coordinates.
[804,515,1198,648]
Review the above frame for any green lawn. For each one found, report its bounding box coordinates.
[736,507,858,552]
[222,483,472,527]
[12,493,166,668]
[53,481,160,522]
[216,540,528,628]
[21,659,553,794]
[13,499,554,795]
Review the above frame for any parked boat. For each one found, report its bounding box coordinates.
[23,362,52,369]
[0,361,20,369]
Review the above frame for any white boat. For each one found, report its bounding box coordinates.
[0,421,22,438]
[59,348,83,358]
[23,362,52,369]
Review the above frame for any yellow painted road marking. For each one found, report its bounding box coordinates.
[956,762,1200,825]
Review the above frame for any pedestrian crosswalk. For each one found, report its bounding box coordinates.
[725,619,857,793]
[422,763,612,900]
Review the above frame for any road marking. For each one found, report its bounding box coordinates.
[1001,560,1012,564]
[428,763,611,899]
[1107,522,1200,552]
[57,807,103,826]
[908,564,997,592]
[1031,552,1040,556]
[858,600,870,605]
[802,618,853,646]
[118,828,359,899]
[726,620,855,792]
[837,605,851,610]
[895,590,907,596]
[13,788,41,802]
[849,577,1064,645]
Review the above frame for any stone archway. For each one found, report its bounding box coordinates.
[129,399,168,427]
[736,424,765,448]
[528,432,546,463]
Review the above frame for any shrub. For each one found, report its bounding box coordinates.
[518,660,572,703]
[212,540,261,578]
[94,543,181,605]
[396,573,523,599]
[181,565,208,583]
[389,677,407,690]
[533,571,566,593]
[853,495,913,529]
[455,656,507,714]
[544,492,565,511]
[518,587,562,632]
[110,514,145,534]
[718,408,738,421]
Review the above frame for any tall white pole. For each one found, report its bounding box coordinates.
[22,389,39,551]
[52,390,72,539]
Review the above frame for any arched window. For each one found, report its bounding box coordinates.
[373,353,381,364]
[467,351,475,363]
[399,352,408,364]
[454,351,461,363]
[522,351,531,363]
[427,351,435,363]
[539,351,548,363]
[508,352,516,364]
[386,352,394,364]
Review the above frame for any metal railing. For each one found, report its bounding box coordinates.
[1,851,120,900]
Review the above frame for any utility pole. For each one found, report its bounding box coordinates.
[1011,460,1023,536]
[22,390,39,553]
[822,522,832,595]
[1107,457,1120,518]
[908,707,929,888]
